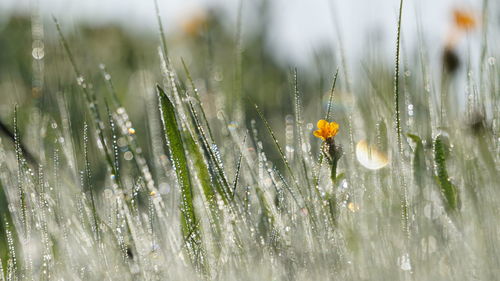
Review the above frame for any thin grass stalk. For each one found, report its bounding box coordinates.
[394,0,404,153]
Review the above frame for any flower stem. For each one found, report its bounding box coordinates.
[330,161,337,184]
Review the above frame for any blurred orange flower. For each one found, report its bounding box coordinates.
[182,11,208,37]
[453,9,477,31]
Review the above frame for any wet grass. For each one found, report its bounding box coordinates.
[0,2,498,280]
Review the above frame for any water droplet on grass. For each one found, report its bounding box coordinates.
[124,151,133,161]
[355,140,389,170]
[398,253,412,271]
[347,202,359,212]
[104,189,113,199]
[32,47,45,60]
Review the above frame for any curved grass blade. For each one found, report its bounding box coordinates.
[434,134,459,212]
[407,133,426,188]
[187,101,232,203]
[13,108,27,233]
[393,0,404,153]
[54,17,117,182]
[253,103,295,185]
[184,130,220,235]
[253,103,323,232]
[154,0,169,59]
[83,123,100,243]
[0,180,15,269]
[181,58,215,142]
[157,85,205,271]
[231,134,246,199]
[292,69,312,194]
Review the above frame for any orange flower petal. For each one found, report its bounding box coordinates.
[313,130,325,140]
[317,119,328,129]
[313,120,339,140]
[329,122,339,131]
[329,122,339,137]
[454,9,477,30]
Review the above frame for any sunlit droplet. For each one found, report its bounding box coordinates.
[228,121,238,130]
[488,57,496,66]
[124,151,133,161]
[356,139,389,170]
[32,47,45,60]
[347,202,359,212]
[398,253,412,271]
[103,189,113,199]
[117,107,126,114]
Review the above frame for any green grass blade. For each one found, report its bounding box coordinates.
[83,123,100,243]
[187,101,232,203]
[232,134,246,199]
[292,69,313,194]
[184,130,220,231]
[157,85,205,270]
[253,103,295,184]
[13,107,26,232]
[154,0,169,59]
[325,68,340,121]
[393,0,404,153]
[253,103,323,232]
[181,57,215,142]
[54,17,117,180]
[0,172,16,272]
[434,135,459,212]
[407,133,426,188]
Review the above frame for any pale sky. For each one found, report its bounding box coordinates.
[0,0,497,68]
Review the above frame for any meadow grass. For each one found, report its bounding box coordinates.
[0,1,498,280]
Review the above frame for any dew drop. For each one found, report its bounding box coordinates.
[355,140,389,170]
[103,189,113,199]
[398,253,412,271]
[488,57,496,66]
[124,151,133,161]
[32,47,45,60]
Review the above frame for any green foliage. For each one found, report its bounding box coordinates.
[0,4,497,280]
[184,130,220,235]
[434,134,460,212]
[407,133,426,188]
[157,85,205,270]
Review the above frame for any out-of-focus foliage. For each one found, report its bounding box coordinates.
[0,3,498,280]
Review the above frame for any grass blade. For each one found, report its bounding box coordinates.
[407,133,426,188]
[157,85,205,270]
[184,130,220,234]
[393,0,404,153]
[434,134,459,212]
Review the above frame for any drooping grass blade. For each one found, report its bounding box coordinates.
[157,85,205,271]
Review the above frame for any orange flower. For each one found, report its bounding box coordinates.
[313,120,339,141]
[182,11,208,37]
[453,9,477,31]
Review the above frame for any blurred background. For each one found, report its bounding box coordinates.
[1,0,497,65]
[0,1,498,278]
[0,0,498,157]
